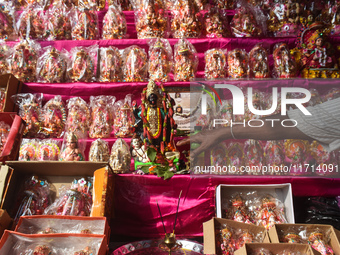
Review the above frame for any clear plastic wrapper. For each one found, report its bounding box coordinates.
[71,7,99,40]
[59,131,86,161]
[215,0,234,10]
[135,0,168,39]
[322,88,340,102]
[174,38,198,81]
[102,4,127,39]
[98,46,123,82]
[331,6,340,36]
[0,0,17,40]
[39,95,67,138]
[123,45,148,82]
[110,0,133,10]
[66,97,91,134]
[109,138,131,173]
[273,43,297,78]
[12,93,42,137]
[218,225,235,255]
[225,193,253,223]
[251,248,273,255]
[249,44,269,78]
[68,46,97,82]
[264,140,285,174]
[226,142,244,174]
[89,95,115,138]
[284,139,310,175]
[19,139,39,161]
[247,0,271,12]
[46,0,73,40]
[37,139,61,161]
[280,227,304,243]
[244,139,264,174]
[307,228,334,255]
[171,0,202,38]
[78,0,106,10]
[0,40,10,75]
[113,94,135,137]
[227,48,249,78]
[89,138,110,162]
[37,46,68,83]
[310,141,338,176]
[8,39,41,82]
[204,48,227,79]
[17,4,46,40]
[63,0,78,8]
[204,8,230,38]
[218,100,232,126]
[148,38,173,82]
[211,143,227,174]
[44,178,92,216]
[0,120,10,155]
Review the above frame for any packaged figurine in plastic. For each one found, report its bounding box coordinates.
[68,46,97,82]
[89,138,110,162]
[12,93,42,137]
[78,0,105,10]
[219,225,235,255]
[205,48,227,79]
[66,97,91,134]
[110,0,133,10]
[89,95,115,138]
[273,43,297,78]
[102,3,127,39]
[19,139,38,161]
[230,5,264,37]
[249,44,269,78]
[310,141,338,176]
[281,227,303,243]
[123,45,148,82]
[226,142,244,174]
[99,47,123,82]
[46,0,73,40]
[17,4,46,40]
[30,244,54,255]
[307,229,334,255]
[322,88,340,102]
[0,40,10,75]
[227,49,249,78]
[44,178,92,216]
[113,94,135,137]
[264,140,285,174]
[0,1,16,40]
[71,7,99,40]
[211,143,227,174]
[226,193,253,223]
[244,139,264,175]
[109,138,131,173]
[174,38,198,81]
[284,139,310,175]
[218,100,233,126]
[171,0,202,38]
[8,39,41,82]
[0,121,10,155]
[135,0,168,39]
[37,139,61,161]
[148,38,173,82]
[39,95,67,138]
[37,47,68,83]
[59,131,85,161]
[215,0,234,9]
[74,246,95,255]
[204,8,230,38]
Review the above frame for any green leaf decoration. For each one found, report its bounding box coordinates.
[147,147,157,162]
[164,171,174,180]
[141,165,151,174]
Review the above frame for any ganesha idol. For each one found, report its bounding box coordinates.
[297,23,340,78]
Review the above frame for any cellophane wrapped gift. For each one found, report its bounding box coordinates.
[134,0,168,39]
[44,178,92,216]
[113,94,135,137]
[264,140,286,175]
[171,0,202,38]
[272,43,297,78]
[284,139,311,175]
[0,0,17,40]
[89,138,110,162]
[173,38,198,81]
[19,139,39,161]
[45,0,74,40]
[78,0,105,10]
[89,95,115,138]
[244,139,264,175]
[12,93,42,137]
[109,138,131,173]
[71,7,99,40]
[148,38,173,82]
[67,46,97,82]
[227,48,249,78]
[65,97,91,134]
[204,7,230,38]
[98,46,123,82]
[249,44,270,78]
[59,131,86,161]
[38,95,67,138]
[0,40,11,75]
[17,4,46,40]
[226,142,245,174]
[205,48,227,79]
[102,3,127,39]
[123,45,148,82]
[0,120,10,155]
[109,0,133,10]
[214,0,234,9]
[36,46,68,83]
[8,39,41,82]
[36,139,61,161]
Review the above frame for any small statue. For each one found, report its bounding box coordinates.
[273,43,297,78]
[68,47,95,82]
[131,134,149,163]
[245,140,264,174]
[230,6,263,37]
[71,8,99,40]
[66,97,91,134]
[310,141,338,176]
[283,232,302,243]
[0,41,10,75]
[174,38,198,81]
[123,46,148,82]
[235,231,253,250]
[215,0,234,10]
[284,139,310,175]
[113,95,135,138]
[17,5,46,40]
[226,142,244,174]
[249,44,270,78]
[204,8,230,38]
[227,194,253,223]
[255,195,286,229]
[109,138,131,173]
[308,231,334,255]
[205,48,227,79]
[32,245,52,255]
[74,246,95,255]
[264,140,285,174]
[227,49,249,78]
[99,46,123,82]
[59,132,85,161]
[19,139,38,161]
[89,138,110,162]
[0,1,15,40]
[102,4,127,39]
[220,226,234,255]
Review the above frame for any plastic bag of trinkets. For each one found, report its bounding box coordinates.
[78,0,105,10]
[113,94,135,138]
[249,44,270,78]
[0,40,11,75]
[36,46,68,83]
[89,138,110,162]
[19,139,39,161]
[174,38,198,81]
[59,131,86,161]
[0,0,17,41]
[109,138,131,173]
[264,140,286,175]
[0,121,10,155]
[102,3,127,39]
[123,45,148,82]
[306,228,334,254]
[205,48,227,79]
[67,46,97,82]
[227,48,249,79]
[66,97,91,134]
[204,7,230,38]
[98,46,123,82]
[272,43,297,79]
[36,139,61,161]
[109,0,133,10]
[71,7,99,40]
[8,39,41,82]
[223,192,254,223]
[244,140,265,175]
[89,95,115,139]
[148,38,173,82]
[17,4,46,40]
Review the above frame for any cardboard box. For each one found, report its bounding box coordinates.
[0,74,23,112]
[268,223,340,254]
[0,230,108,255]
[0,113,25,163]
[203,218,270,255]
[0,210,12,238]
[234,243,319,255]
[216,184,295,224]
[0,162,113,222]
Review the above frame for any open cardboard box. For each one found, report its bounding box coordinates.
[216,184,295,224]
[0,162,114,222]
[268,223,340,254]
[203,218,270,255]
[0,74,23,112]
[234,243,320,255]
